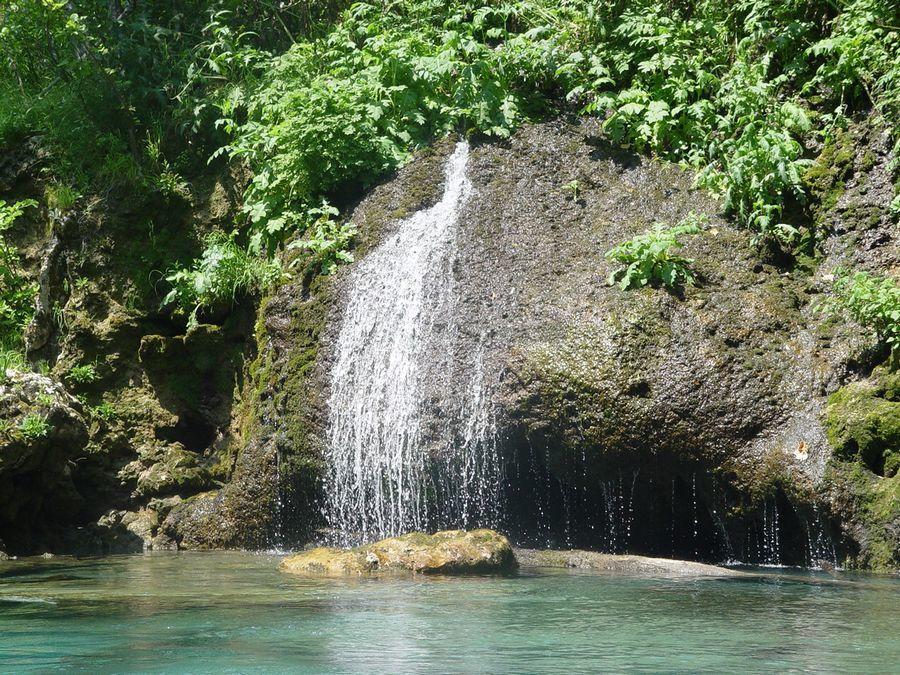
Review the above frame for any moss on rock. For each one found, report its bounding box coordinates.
[803,128,855,220]
[825,366,900,477]
[823,366,899,570]
[825,460,899,571]
[280,529,516,576]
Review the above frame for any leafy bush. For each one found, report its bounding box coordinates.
[163,232,283,327]
[66,363,100,385]
[287,203,356,275]
[0,199,38,348]
[606,215,703,290]
[18,413,51,440]
[90,402,117,422]
[214,0,892,262]
[2,0,899,316]
[217,0,547,255]
[821,270,900,354]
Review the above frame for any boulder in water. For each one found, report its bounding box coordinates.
[280,529,516,576]
[515,549,743,577]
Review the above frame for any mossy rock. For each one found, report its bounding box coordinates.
[280,529,516,576]
[825,461,899,571]
[0,371,89,552]
[825,367,900,477]
[803,128,855,219]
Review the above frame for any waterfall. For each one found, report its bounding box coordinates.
[323,141,501,545]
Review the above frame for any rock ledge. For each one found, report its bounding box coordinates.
[515,548,743,577]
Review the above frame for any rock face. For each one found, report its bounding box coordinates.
[280,529,517,575]
[0,371,88,551]
[256,118,897,568]
[1,118,896,569]
[0,136,252,556]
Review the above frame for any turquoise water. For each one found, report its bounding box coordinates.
[1,552,898,673]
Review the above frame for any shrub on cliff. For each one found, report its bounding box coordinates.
[0,199,38,352]
[605,215,703,291]
[163,232,283,328]
[821,270,900,356]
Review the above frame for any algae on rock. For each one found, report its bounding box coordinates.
[280,529,516,575]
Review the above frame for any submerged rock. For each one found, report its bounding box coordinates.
[515,549,743,577]
[280,529,516,576]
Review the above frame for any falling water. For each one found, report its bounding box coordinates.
[323,142,501,544]
[757,499,782,566]
[598,470,639,553]
[804,505,838,568]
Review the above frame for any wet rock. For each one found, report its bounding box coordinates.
[120,443,212,499]
[0,371,88,552]
[88,510,148,553]
[159,490,242,550]
[515,549,743,577]
[280,529,516,576]
[266,118,896,567]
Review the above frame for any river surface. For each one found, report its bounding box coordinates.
[1,552,898,672]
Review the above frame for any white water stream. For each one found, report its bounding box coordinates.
[323,142,500,544]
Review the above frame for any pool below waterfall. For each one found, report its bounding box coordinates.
[1,552,898,672]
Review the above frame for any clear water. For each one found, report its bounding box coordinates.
[2,553,898,673]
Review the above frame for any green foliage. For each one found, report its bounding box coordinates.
[588,6,821,246]
[821,270,900,353]
[0,0,331,193]
[66,363,100,386]
[562,180,581,201]
[90,401,117,422]
[809,0,900,128]
[605,214,704,291]
[287,203,356,275]
[0,199,38,349]
[18,413,50,440]
[217,0,552,254]
[696,99,812,246]
[2,0,899,315]
[0,348,26,382]
[211,0,898,261]
[44,183,80,213]
[0,198,37,231]
[145,134,191,202]
[163,232,283,327]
